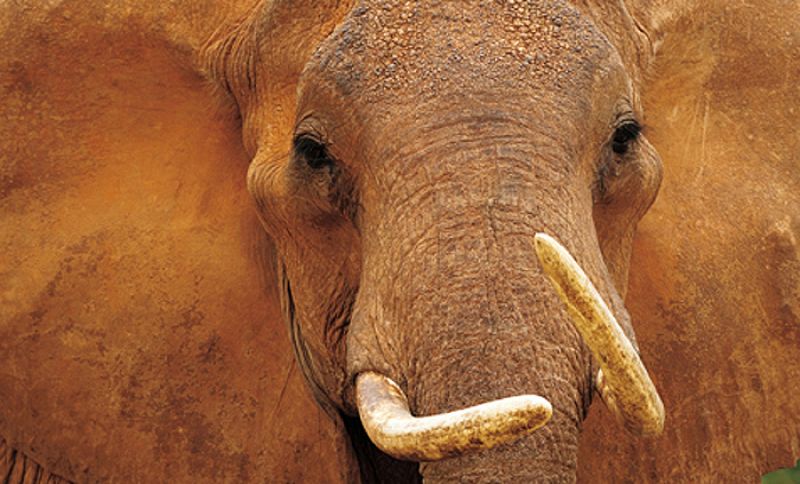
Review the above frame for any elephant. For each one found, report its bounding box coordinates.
[1,0,797,482]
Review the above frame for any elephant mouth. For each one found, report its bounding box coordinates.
[353,233,664,462]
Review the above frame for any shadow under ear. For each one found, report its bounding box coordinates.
[279,264,417,483]
[341,413,421,484]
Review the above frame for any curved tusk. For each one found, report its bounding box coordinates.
[534,233,664,436]
[355,371,553,461]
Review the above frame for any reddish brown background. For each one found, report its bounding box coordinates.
[1,1,797,482]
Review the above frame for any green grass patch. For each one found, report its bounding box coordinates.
[763,460,800,484]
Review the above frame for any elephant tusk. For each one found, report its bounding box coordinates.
[595,369,621,418]
[533,233,664,437]
[355,371,552,461]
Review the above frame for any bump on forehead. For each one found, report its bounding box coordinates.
[306,0,617,102]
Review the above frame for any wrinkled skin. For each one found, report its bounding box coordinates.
[243,2,662,482]
[0,1,797,483]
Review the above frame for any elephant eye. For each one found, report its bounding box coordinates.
[294,135,333,170]
[611,121,641,155]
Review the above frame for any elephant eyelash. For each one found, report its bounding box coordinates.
[611,121,642,155]
[294,135,334,170]
[593,120,643,202]
[291,134,360,221]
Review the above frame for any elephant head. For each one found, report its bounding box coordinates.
[207,1,664,481]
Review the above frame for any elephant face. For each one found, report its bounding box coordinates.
[215,1,663,481]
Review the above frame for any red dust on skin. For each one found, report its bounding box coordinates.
[0,0,798,483]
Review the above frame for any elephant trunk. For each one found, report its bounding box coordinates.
[405,251,588,483]
[346,141,661,481]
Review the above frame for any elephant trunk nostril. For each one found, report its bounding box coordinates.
[534,232,665,437]
[354,371,553,462]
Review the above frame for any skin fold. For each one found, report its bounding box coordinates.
[0,0,797,482]
[243,3,665,481]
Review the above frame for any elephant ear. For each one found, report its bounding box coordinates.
[203,0,357,157]
[579,1,800,481]
[0,2,352,482]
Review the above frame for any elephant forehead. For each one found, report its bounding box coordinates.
[306,0,616,104]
